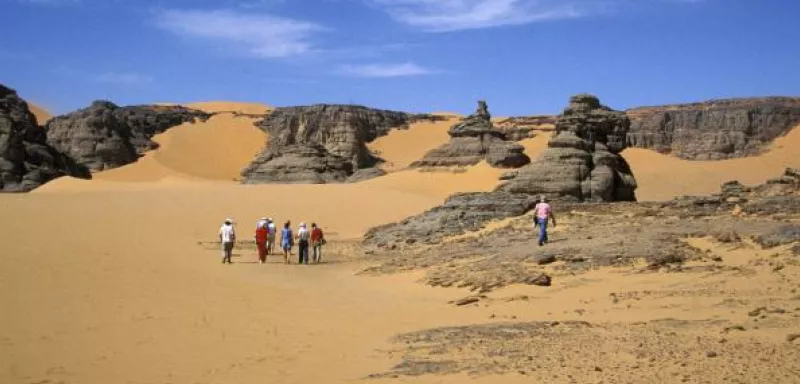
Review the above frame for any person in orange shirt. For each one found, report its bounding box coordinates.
[255,217,269,264]
[311,223,325,264]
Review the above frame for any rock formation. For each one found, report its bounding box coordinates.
[626,97,800,160]
[494,115,557,141]
[363,192,537,246]
[241,104,439,184]
[498,94,637,202]
[45,101,209,171]
[410,101,530,168]
[0,84,89,192]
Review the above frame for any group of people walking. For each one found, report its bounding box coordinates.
[218,217,325,265]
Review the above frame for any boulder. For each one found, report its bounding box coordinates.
[241,143,353,184]
[411,101,530,169]
[626,97,800,160]
[363,191,537,246]
[242,104,437,184]
[498,94,637,202]
[0,84,89,192]
[45,101,209,171]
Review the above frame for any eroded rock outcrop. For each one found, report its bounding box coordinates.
[410,101,530,168]
[363,192,537,247]
[242,105,438,184]
[498,94,636,201]
[494,115,557,141]
[45,101,209,171]
[0,85,89,192]
[626,97,800,160]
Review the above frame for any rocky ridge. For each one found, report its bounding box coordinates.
[499,94,637,202]
[46,101,210,171]
[0,85,89,192]
[242,104,441,184]
[626,97,800,160]
[410,101,530,168]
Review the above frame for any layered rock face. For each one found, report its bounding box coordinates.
[626,97,800,160]
[363,192,537,246]
[494,115,557,141]
[0,85,89,192]
[410,101,530,168]
[46,101,209,171]
[499,94,637,202]
[242,104,436,184]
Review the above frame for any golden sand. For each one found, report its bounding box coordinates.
[2,102,799,383]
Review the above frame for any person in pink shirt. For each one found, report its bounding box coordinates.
[533,196,556,246]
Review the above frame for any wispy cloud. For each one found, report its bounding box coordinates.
[154,9,325,59]
[338,62,439,78]
[371,0,589,32]
[93,72,154,85]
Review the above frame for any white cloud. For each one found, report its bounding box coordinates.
[371,0,588,32]
[93,72,154,85]
[338,62,438,78]
[154,9,325,59]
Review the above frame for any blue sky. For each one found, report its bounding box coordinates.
[2,0,799,116]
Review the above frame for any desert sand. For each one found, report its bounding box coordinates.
[2,104,799,384]
[624,125,800,201]
[28,102,53,124]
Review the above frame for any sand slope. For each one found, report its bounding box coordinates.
[28,102,53,124]
[625,125,800,201]
[368,117,456,171]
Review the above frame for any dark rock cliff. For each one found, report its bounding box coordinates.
[241,104,441,184]
[626,97,800,160]
[0,84,89,192]
[45,101,209,171]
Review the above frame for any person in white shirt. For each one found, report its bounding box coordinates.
[267,218,277,255]
[296,223,310,265]
[219,218,236,264]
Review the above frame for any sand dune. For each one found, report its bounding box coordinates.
[368,117,456,171]
[625,125,800,201]
[28,102,53,124]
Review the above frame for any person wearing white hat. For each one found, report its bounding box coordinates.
[219,218,236,264]
[255,217,268,263]
[296,222,310,265]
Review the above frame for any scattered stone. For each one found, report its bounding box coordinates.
[723,325,747,333]
[525,273,552,287]
[536,254,557,265]
[453,296,482,306]
[715,231,741,243]
[787,334,800,343]
[706,351,718,358]
[748,307,767,317]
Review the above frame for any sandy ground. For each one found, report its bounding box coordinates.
[368,117,456,171]
[2,103,799,383]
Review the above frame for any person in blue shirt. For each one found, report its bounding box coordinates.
[280,221,293,264]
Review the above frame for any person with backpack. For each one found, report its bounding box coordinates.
[311,223,325,263]
[296,223,310,265]
[533,196,556,246]
[219,218,236,264]
[280,221,293,264]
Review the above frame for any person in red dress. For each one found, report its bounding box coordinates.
[255,218,269,264]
